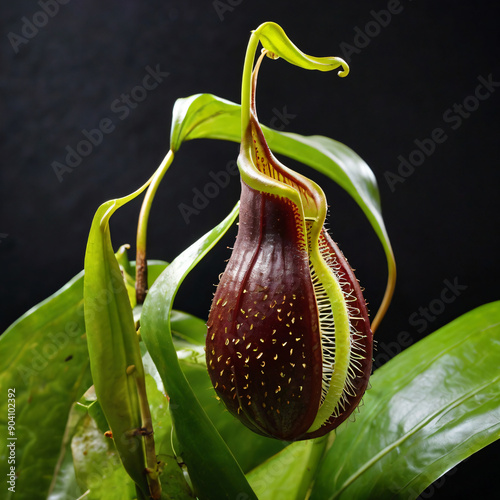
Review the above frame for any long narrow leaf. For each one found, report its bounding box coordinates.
[141,203,258,500]
[310,301,500,499]
[84,187,156,496]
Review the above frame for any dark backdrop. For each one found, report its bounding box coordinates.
[1,1,499,497]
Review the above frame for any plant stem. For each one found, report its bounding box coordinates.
[241,28,263,139]
[371,246,397,333]
[136,374,162,499]
[135,149,175,304]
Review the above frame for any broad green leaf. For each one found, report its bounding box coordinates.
[310,301,500,500]
[47,401,87,500]
[169,93,395,330]
[0,271,92,500]
[247,436,328,500]
[141,203,258,500]
[170,94,240,152]
[47,444,81,500]
[143,260,171,290]
[83,184,162,497]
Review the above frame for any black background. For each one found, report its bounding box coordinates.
[1,1,499,498]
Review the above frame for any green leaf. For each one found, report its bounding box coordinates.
[0,271,92,500]
[141,203,258,500]
[46,400,88,500]
[83,185,160,496]
[170,94,240,152]
[310,301,500,500]
[169,93,395,329]
[71,411,137,499]
[247,436,329,500]
[172,95,382,233]
[170,310,207,346]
